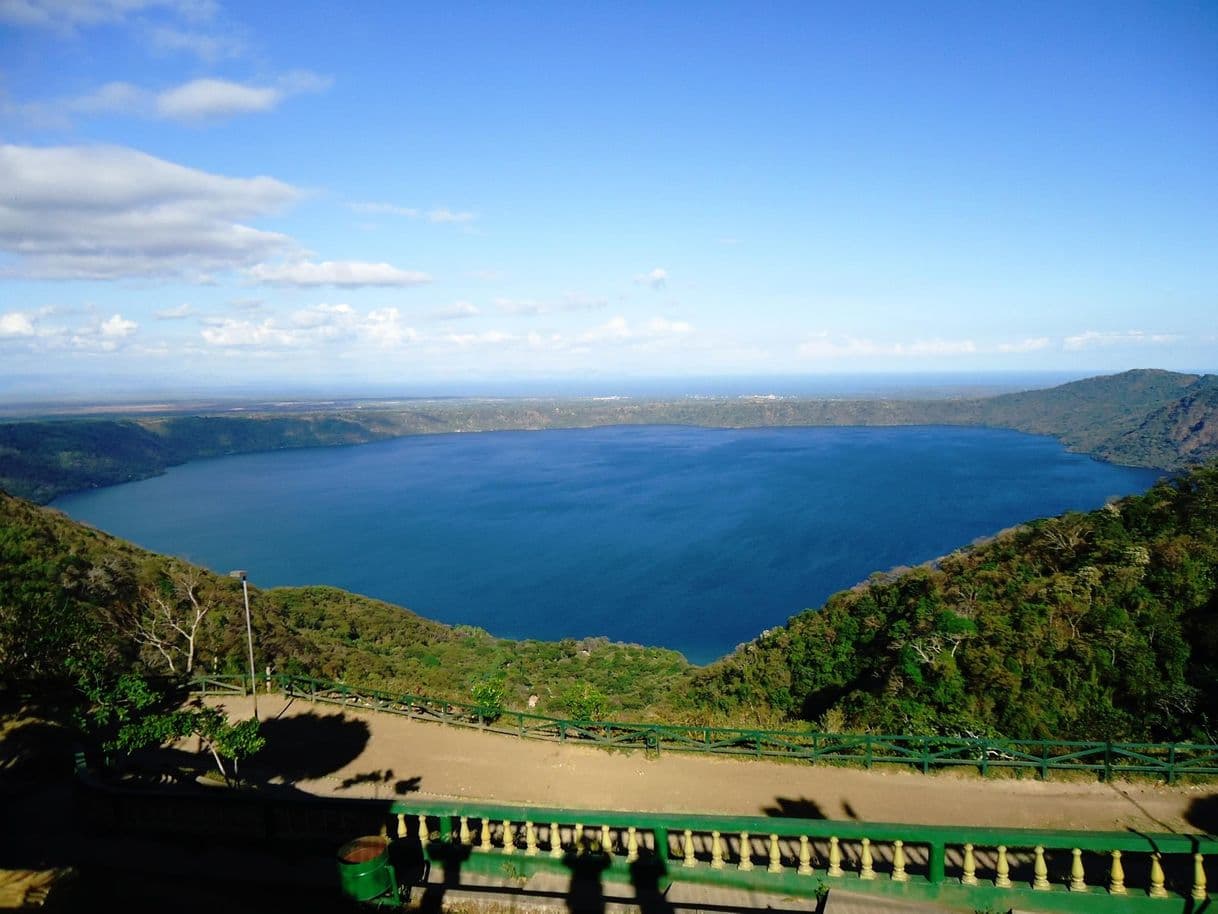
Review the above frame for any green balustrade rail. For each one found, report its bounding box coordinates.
[73,756,1218,914]
[246,673,1218,784]
[384,797,1218,914]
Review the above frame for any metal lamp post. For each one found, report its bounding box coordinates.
[229,569,258,720]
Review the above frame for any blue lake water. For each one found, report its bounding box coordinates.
[52,426,1164,664]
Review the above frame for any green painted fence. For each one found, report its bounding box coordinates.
[385,797,1217,914]
[252,673,1218,784]
[74,757,1217,914]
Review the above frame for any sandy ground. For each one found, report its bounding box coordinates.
[200,694,1216,833]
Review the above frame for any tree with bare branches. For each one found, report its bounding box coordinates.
[115,563,216,675]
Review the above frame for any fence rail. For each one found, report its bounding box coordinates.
[74,761,1217,914]
[245,673,1218,784]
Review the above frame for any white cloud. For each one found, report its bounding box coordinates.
[634,267,668,289]
[494,297,544,315]
[145,23,244,61]
[365,307,416,347]
[155,73,330,120]
[491,294,607,316]
[67,80,146,113]
[798,334,978,360]
[99,313,137,338]
[350,201,420,218]
[200,304,417,350]
[154,303,194,319]
[431,301,480,321]
[1063,330,1180,351]
[67,312,139,351]
[1,306,143,352]
[156,78,278,119]
[444,330,515,347]
[0,310,37,337]
[997,337,1051,353]
[561,293,608,312]
[427,207,476,224]
[580,315,692,344]
[20,72,332,125]
[247,260,431,288]
[0,143,299,279]
[350,202,477,225]
[200,317,298,348]
[0,0,214,31]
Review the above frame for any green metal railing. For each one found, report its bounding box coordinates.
[74,757,1217,914]
[384,797,1217,914]
[256,673,1218,784]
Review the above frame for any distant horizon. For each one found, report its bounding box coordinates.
[3,366,1204,414]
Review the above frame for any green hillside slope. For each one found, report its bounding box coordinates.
[0,493,693,720]
[694,464,1218,742]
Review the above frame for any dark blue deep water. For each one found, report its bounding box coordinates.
[53,426,1163,664]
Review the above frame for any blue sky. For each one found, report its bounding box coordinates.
[1,1,1215,397]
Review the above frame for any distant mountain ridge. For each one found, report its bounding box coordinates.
[972,368,1216,466]
[1,368,1215,503]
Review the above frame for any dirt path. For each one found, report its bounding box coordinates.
[202,694,1216,833]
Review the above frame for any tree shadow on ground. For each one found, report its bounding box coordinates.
[246,711,370,784]
[335,769,421,797]
[761,796,827,819]
[0,720,75,783]
[1185,794,1218,835]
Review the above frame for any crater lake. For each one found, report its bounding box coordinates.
[52,425,1164,664]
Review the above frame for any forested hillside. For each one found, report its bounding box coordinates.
[695,464,1218,742]
[0,494,693,721]
[3,369,1216,503]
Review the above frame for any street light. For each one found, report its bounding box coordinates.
[228,569,258,721]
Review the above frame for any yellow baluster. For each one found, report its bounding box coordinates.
[418,814,429,842]
[480,818,492,851]
[682,829,696,868]
[711,831,725,870]
[626,826,639,863]
[1193,853,1208,901]
[601,825,612,855]
[995,845,1011,888]
[1109,849,1126,895]
[768,834,782,874]
[859,838,875,881]
[828,836,843,878]
[1033,845,1050,890]
[1149,852,1167,898]
[798,835,813,876]
[892,840,908,882]
[550,822,563,859]
[961,844,978,886]
[397,813,407,840]
[525,821,538,856]
[1070,848,1087,892]
[574,823,584,852]
[459,816,471,846]
[502,820,515,855]
[737,832,753,871]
